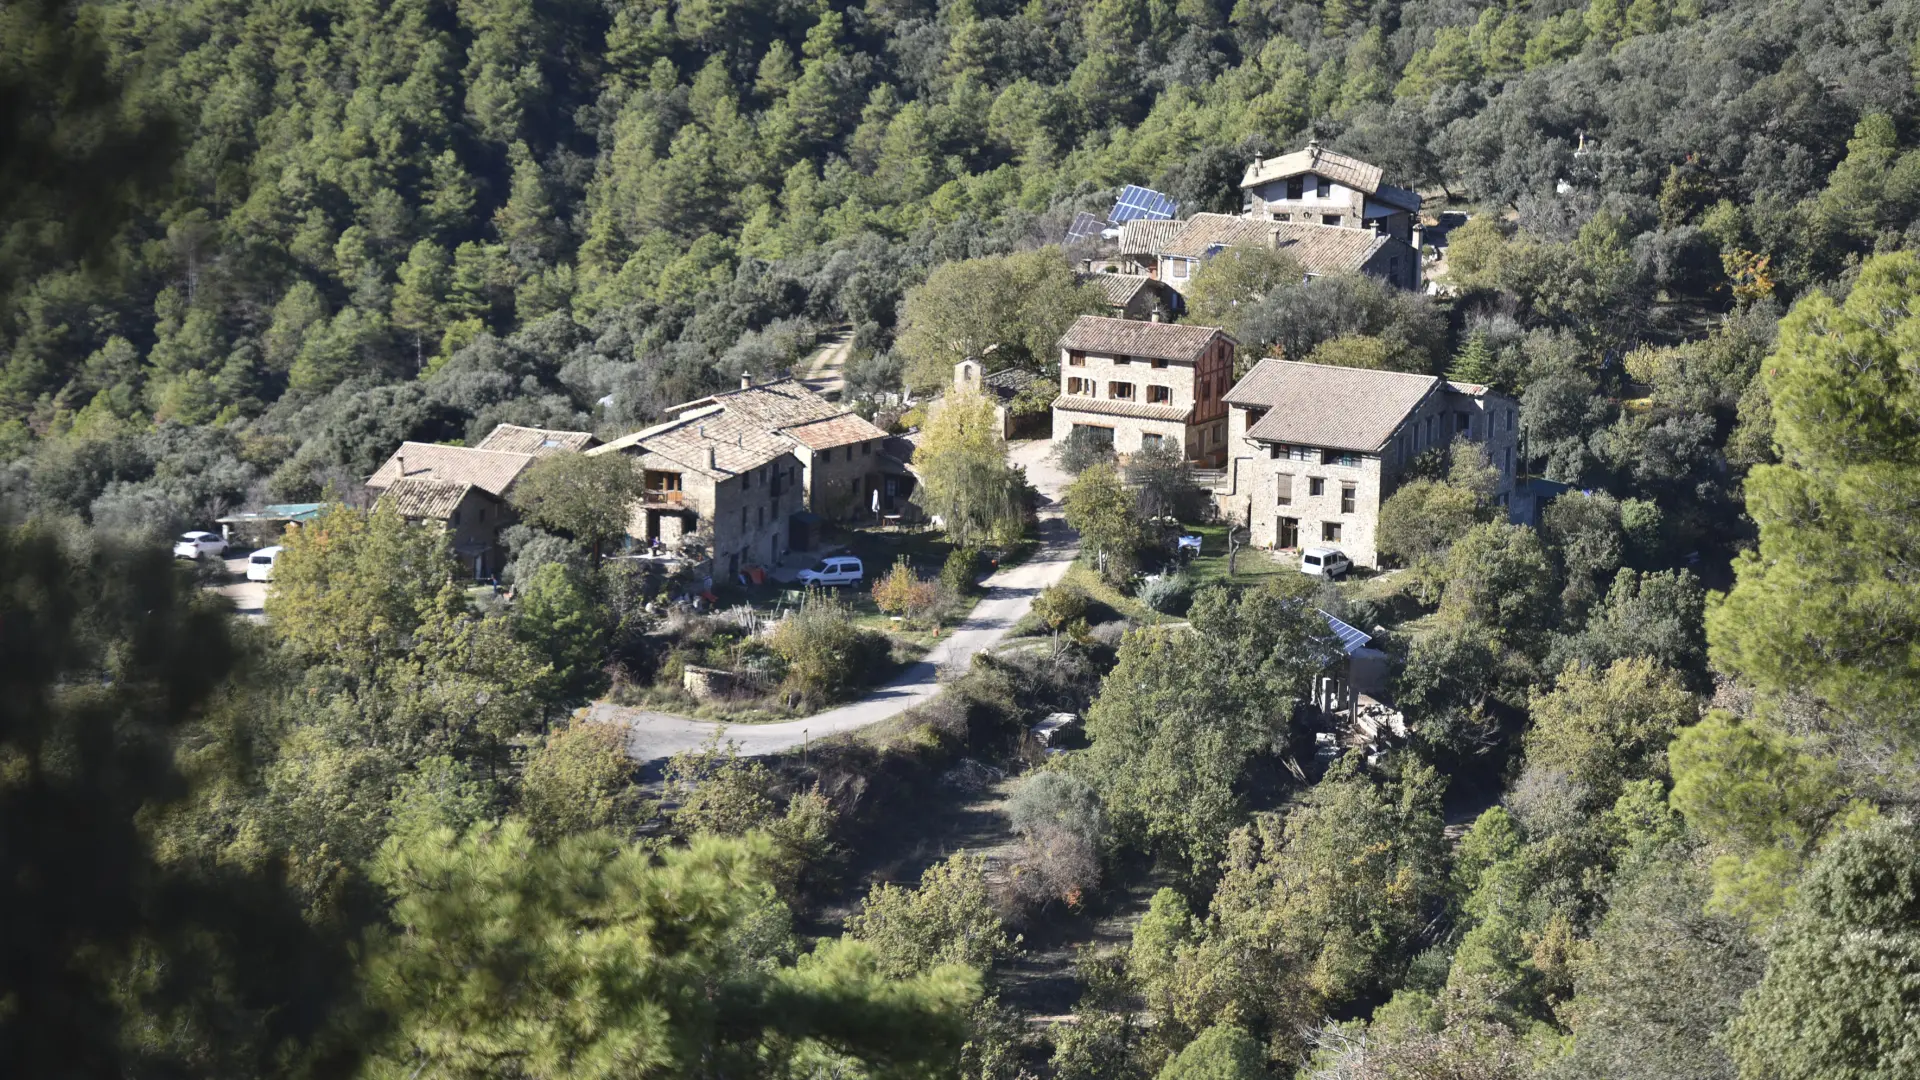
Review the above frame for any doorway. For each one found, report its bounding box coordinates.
[1277,516,1299,550]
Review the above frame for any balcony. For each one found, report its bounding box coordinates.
[639,490,685,505]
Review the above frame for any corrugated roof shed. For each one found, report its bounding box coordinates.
[474,424,598,456]
[1226,359,1440,452]
[1058,315,1228,361]
[366,443,534,496]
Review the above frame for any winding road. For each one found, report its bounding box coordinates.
[591,439,1077,763]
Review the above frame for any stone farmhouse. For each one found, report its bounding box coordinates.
[587,376,896,574]
[1218,359,1520,569]
[1239,140,1423,246]
[1051,315,1237,466]
[1104,143,1422,294]
[365,423,597,579]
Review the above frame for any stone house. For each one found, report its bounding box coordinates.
[1155,213,1420,293]
[1218,360,1519,569]
[1050,315,1237,466]
[1239,141,1423,246]
[1115,218,1182,277]
[585,407,804,578]
[365,428,585,578]
[666,377,896,523]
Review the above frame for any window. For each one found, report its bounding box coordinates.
[478,507,487,522]
[1148,385,1171,404]
[450,510,461,526]
[1505,446,1514,474]
[1276,474,1293,505]
[1322,521,1343,543]
[1321,449,1360,467]
[1424,415,1436,444]
[1067,377,1089,395]
[1068,352,1085,366]
[1456,413,1471,434]
[1315,178,1330,198]
[1246,407,1268,428]
[1309,477,1326,497]
[1321,214,1342,227]
[1114,354,1130,365]
[1340,485,1355,514]
[740,507,747,531]
[1141,432,1167,451]
[1269,443,1313,462]
[1109,381,1136,400]
[1074,424,1115,449]
[862,441,871,455]
[1286,176,1304,200]
[1170,259,1190,280]
[1151,356,1167,368]
[757,506,764,527]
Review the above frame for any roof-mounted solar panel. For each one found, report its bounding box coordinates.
[1319,609,1373,655]
[1109,184,1178,223]
[1065,211,1107,243]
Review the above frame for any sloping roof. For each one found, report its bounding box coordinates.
[475,424,598,456]
[985,367,1042,397]
[1226,359,1441,453]
[671,378,843,428]
[1242,144,1385,194]
[366,443,534,496]
[1161,214,1281,259]
[1052,396,1195,424]
[1058,315,1228,362]
[784,411,890,450]
[1086,273,1154,308]
[1320,609,1373,655]
[1117,218,1182,256]
[1270,222,1395,276]
[377,478,477,521]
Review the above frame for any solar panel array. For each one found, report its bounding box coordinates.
[1064,211,1106,243]
[1109,184,1178,223]
[1318,609,1373,655]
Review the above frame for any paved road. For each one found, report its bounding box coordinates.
[594,439,1076,763]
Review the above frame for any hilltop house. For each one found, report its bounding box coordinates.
[1218,360,1519,569]
[1051,315,1237,466]
[1239,141,1422,246]
[364,423,594,578]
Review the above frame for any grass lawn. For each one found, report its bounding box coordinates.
[1175,521,1293,590]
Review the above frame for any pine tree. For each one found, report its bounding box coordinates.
[1448,330,1496,385]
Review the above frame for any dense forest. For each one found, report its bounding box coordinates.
[7,0,1920,1077]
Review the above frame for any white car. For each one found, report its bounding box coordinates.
[796,556,864,588]
[174,531,228,560]
[1300,546,1352,579]
[246,545,284,582]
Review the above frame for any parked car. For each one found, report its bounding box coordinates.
[246,545,284,582]
[173,530,228,560]
[797,555,864,588]
[1300,546,1352,579]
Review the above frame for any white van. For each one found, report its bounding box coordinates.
[1300,546,1352,579]
[246,545,284,582]
[797,555,864,588]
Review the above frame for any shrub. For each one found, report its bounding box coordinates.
[771,591,889,704]
[1008,771,1109,909]
[942,546,980,595]
[1053,426,1116,475]
[873,557,938,617]
[1136,572,1193,616]
[1032,584,1090,632]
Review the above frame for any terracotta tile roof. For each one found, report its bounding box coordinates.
[1052,395,1195,424]
[1242,144,1385,194]
[1057,315,1229,362]
[984,367,1043,402]
[1161,214,1282,259]
[1226,359,1441,453]
[1085,272,1153,308]
[474,424,598,456]
[670,378,843,428]
[1117,218,1181,256]
[784,411,890,450]
[377,478,477,521]
[366,443,534,496]
[1269,222,1398,276]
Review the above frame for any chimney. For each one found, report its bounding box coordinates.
[1149,310,1162,323]
[707,446,717,470]
[396,453,406,477]
[741,372,754,389]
